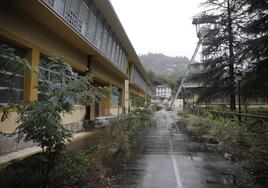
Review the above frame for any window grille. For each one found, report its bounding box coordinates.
[111,38,117,64]
[43,0,55,7]
[63,0,80,30]
[123,52,128,73]
[107,30,113,60]
[42,0,130,76]
[122,50,126,72]
[94,15,103,49]
[133,66,147,90]
[115,41,120,67]
[38,55,82,105]
[87,4,97,42]
[116,47,121,69]
[121,51,125,72]
[121,52,125,71]
[125,53,129,73]
[77,1,89,35]
[54,0,66,16]
[43,0,65,16]
[101,23,109,54]
[120,49,124,71]
[111,88,119,107]
[118,48,123,71]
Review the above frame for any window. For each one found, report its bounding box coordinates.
[111,88,119,107]
[111,38,117,63]
[101,23,109,54]
[38,55,82,105]
[95,15,104,49]
[115,41,120,67]
[43,0,55,8]
[106,30,113,59]
[42,0,129,75]
[118,48,123,71]
[63,0,80,29]
[87,4,98,42]
[124,52,129,74]
[77,1,89,35]
[54,0,65,16]
[122,52,126,72]
[120,49,124,71]
[0,42,26,104]
[133,66,147,90]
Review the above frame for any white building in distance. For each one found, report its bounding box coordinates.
[155,85,172,99]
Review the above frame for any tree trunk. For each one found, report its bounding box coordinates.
[227,0,236,110]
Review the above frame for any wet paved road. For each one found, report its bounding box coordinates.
[113,110,251,188]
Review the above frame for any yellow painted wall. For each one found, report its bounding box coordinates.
[0,107,85,133]
[0,2,148,134]
[110,107,123,116]
[61,106,86,125]
[0,3,87,71]
[0,112,19,133]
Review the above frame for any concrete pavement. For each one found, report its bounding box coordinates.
[113,110,252,188]
[0,131,95,165]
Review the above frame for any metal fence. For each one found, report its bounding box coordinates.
[190,108,268,128]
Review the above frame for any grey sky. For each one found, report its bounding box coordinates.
[110,0,203,60]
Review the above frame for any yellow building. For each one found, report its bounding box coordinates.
[0,0,151,154]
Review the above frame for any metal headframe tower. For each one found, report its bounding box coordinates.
[169,13,217,109]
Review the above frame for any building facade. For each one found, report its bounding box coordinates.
[155,85,171,99]
[0,0,151,154]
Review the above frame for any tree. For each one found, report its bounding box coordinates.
[0,44,31,121]
[17,57,110,187]
[147,70,180,96]
[240,0,268,99]
[196,0,246,110]
[0,44,111,187]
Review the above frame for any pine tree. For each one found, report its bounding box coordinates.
[196,0,246,110]
[241,0,268,99]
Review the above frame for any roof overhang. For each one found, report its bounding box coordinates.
[94,0,150,83]
[129,81,147,95]
[13,0,145,81]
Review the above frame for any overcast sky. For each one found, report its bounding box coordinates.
[110,0,203,60]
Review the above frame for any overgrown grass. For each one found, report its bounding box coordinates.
[197,104,268,116]
[0,110,154,188]
[179,109,268,184]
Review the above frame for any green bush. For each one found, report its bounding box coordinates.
[178,110,189,118]
[183,112,268,173]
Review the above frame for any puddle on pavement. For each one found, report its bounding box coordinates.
[63,111,265,188]
[112,112,267,188]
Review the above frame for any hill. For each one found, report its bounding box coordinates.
[139,53,191,79]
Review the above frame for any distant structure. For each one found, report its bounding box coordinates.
[155,85,172,99]
[183,63,203,90]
